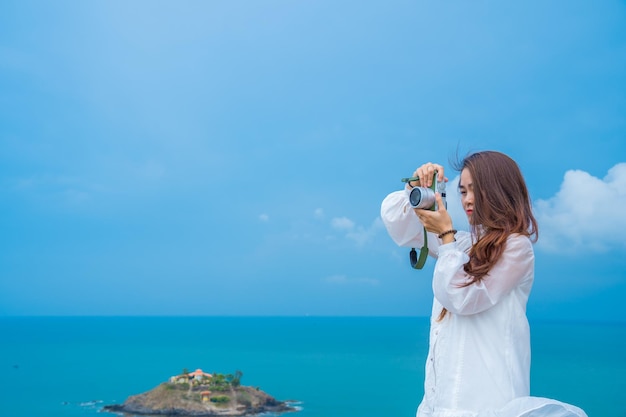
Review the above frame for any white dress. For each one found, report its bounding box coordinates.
[381,190,587,417]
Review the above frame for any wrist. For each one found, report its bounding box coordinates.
[438,229,457,243]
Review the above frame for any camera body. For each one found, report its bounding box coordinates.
[399,170,447,270]
[407,172,446,211]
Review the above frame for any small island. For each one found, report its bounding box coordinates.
[103,368,298,416]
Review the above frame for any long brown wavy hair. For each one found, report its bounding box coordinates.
[438,151,538,320]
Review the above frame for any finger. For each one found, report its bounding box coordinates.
[409,168,422,187]
[423,164,435,187]
[435,193,446,212]
[437,168,445,183]
[416,163,445,187]
[429,163,446,186]
[431,164,444,182]
[418,171,426,187]
[415,170,424,186]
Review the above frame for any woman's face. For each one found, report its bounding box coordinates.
[459,168,475,223]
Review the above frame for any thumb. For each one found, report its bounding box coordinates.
[435,193,447,212]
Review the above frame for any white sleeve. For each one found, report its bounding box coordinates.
[432,234,534,315]
[380,190,423,247]
[380,190,440,256]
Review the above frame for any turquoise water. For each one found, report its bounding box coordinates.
[0,317,623,417]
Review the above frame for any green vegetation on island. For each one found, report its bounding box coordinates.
[103,368,297,416]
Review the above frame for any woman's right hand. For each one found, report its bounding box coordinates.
[409,162,447,188]
[415,193,454,241]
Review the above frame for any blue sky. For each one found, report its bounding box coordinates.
[1,1,625,321]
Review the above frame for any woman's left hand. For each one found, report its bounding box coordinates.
[409,162,447,188]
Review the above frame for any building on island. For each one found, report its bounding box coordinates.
[170,368,213,384]
[188,369,213,380]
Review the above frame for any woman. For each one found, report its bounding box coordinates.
[380,151,587,417]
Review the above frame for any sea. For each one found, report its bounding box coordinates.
[0,317,623,417]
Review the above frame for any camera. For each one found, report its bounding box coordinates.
[402,172,446,211]
[409,186,436,209]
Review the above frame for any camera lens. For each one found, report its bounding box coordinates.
[409,187,435,209]
[409,188,423,207]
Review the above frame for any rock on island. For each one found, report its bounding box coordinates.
[103,368,298,416]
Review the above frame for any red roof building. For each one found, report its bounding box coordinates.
[188,369,212,379]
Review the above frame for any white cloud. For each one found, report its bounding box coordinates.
[346,218,385,246]
[331,216,384,246]
[324,274,379,286]
[534,163,626,253]
[259,213,270,222]
[314,208,324,219]
[331,216,355,230]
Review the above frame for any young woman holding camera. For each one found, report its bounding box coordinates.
[381,151,586,417]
